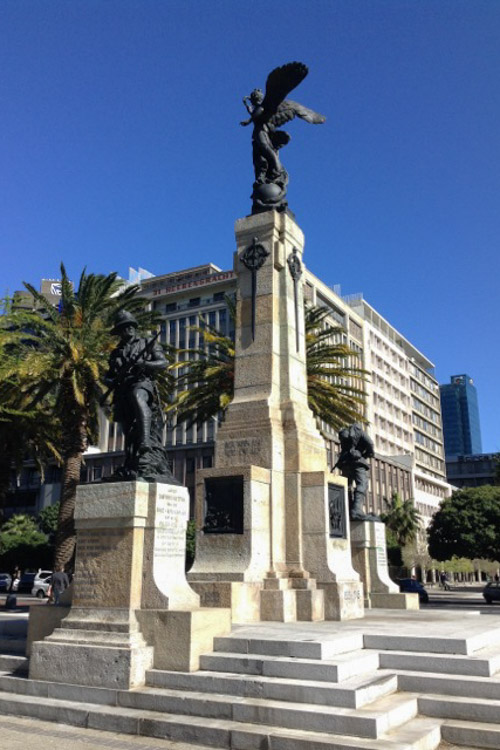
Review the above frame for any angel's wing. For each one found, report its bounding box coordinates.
[269,99,326,129]
[261,62,309,116]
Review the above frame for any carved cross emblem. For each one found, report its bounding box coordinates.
[240,237,269,341]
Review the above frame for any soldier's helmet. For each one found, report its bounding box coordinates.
[111,310,139,335]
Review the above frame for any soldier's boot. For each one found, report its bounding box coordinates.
[350,495,367,521]
[350,494,381,523]
[137,415,152,459]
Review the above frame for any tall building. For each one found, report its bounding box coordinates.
[439,374,482,456]
[342,292,449,526]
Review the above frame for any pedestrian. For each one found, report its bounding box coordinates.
[10,566,21,592]
[48,566,70,605]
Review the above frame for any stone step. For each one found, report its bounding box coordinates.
[419,694,500,726]
[398,670,500,701]
[0,673,118,706]
[0,654,28,674]
[213,633,364,659]
[363,627,500,656]
[0,688,441,749]
[440,720,500,749]
[146,667,398,708]
[199,649,380,682]
[379,648,500,677]
[109,685,419,738]
[0,670,417,740]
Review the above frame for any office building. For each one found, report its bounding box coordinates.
[445,452,497,488]
[439,374,482,456]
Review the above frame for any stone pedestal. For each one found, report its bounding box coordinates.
[188,465,270,622]
[302,472,364,620]
[189,210,364,623]
[29,481,230,688]
[350,520,419,609]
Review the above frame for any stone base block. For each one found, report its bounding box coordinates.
[137,608,231,671]
[319,581,364,620]
[260,589,298,622]
[371,592,420,610]
[189,581,262,623]
[26,605,70,656]
[296,589,325,621]
[29,637,153,689]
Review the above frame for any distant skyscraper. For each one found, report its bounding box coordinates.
[439,374,482,456]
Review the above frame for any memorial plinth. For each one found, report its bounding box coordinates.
[189,210,363,622]
[29,481,230,688]
[350,520,419,609]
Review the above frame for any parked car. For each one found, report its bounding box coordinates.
[482,582,500,604]
[17,573,36,594]
[398,578,429,603]
[0,573,12,592]
[31,570,53,599]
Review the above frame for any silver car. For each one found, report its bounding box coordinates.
[31,570,53,598]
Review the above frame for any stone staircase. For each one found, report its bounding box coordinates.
[1,617,500,749]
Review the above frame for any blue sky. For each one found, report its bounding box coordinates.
[1,1,499,452]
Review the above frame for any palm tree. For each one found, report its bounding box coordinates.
[172,297,235,427]
[172,301,367,431]
[304,305,367,432]
[381,491,422,548]
[0,300,62,514]
[0,264,159,568]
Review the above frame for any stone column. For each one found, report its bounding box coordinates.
[302,473,364,620]
[189,210,363,622]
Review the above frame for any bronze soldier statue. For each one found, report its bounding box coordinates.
[104,310,178,483]
[334,423,378,521]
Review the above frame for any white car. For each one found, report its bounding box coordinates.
[31,570,53,598]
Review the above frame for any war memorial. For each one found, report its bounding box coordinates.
[2,62,500,750]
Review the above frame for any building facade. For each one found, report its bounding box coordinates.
[445,452,497,488]
[439,374,483,457]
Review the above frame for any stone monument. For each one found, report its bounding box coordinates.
[189,63,362,623]
[29,314,230,689]
[189,209,363,622]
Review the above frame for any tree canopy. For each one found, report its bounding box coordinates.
[427,485,500,561]
[0,264,161,568]
[0,513,51,570]
[381,491,422,548]
[172,301,367,433]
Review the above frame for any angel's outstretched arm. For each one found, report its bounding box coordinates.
[242,96,253,115]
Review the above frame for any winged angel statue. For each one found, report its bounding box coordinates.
[241,62,325,214]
